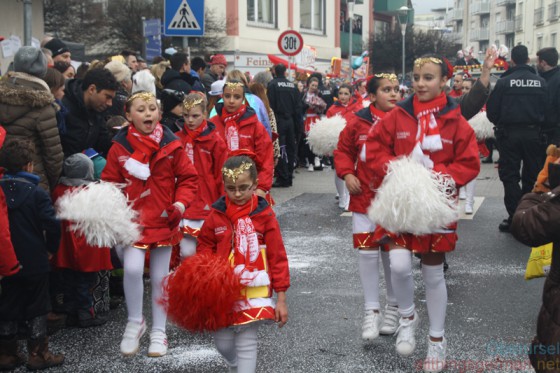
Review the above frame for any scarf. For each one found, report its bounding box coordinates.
[225,194,270,288]
[183,121,207,165]
[413,92,447,152]
[221,104,247,151]
[124,123,163,180]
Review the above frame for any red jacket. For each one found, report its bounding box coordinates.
[175,121,227,220]
[326,98,361,119]
[51,184,113,272]
[197,196,290,294]
[334,107,379,214]
[0,179,20,277]
[102,125,199,244]
[210,104,274,192]
[366,95,480,191]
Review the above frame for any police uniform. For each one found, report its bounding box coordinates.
[267,76,302,187]
[540,66,560,144]
[487,64,548,230]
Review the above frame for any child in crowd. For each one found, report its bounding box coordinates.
[365,56,479,372]
[301,77,327,171]
[0,139,64,370]
[197,155,290,373]
[334,74,402,342]
[328,83,361,210]
[175,93,227,259]
[210,81,274,204]
[102,91,198,357]
[51,153,113,327]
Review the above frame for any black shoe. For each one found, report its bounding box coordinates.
[78,315,107,328]
[481,157,493,164]
[499,219,511,233]
[272,182,291,188]
[443,255,449,272]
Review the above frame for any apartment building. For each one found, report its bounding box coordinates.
[446,0,559,59]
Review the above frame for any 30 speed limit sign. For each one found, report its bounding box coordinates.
[277,30,304,57]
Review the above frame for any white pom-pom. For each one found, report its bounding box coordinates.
[468,111,495,141]
[306,115,347,156]
[368,157,458,235]
[56,182,141,247]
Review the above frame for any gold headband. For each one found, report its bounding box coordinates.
[126,92,155,106]
[414,57,443,68]
[183,97,204,112]
[224,82,245,90]
[222,162,253,182]
[374,73,398,82]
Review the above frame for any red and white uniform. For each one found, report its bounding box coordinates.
[326,98,361,120]
[365,95,480,253]
[102,125,199,246]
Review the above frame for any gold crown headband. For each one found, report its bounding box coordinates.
[414,57,443,68]
[374,73,398,82]
[222,162,253,182]
[126,91,156,106]
[224,81,245,90]
[183,97,204,112]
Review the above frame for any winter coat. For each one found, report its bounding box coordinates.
[541,66,560,142]
[0,172,61,277]
[209,93,272,137]
[0,181,20,277]
[175,121,228,220]
[326,98,361,119]
[61,78,113,157]
[0,72,63,192]
[101,125,198,244]
[201,70,220,94]
[197,196,290,294]
[456,78,491,121]
[334,107,378,214]
[160,68,193,94]
[51,184,113,272]
[161,112,183,133]
[511,187,560,372]
[104,86,129,119]
[366,94,480,190]
[210,103,274,192]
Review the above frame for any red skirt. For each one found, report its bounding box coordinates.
[373,225,458,254]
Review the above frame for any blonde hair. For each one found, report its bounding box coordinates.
[226,69,249,88]
[150,60,171,90]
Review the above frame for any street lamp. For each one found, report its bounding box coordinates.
[348,0,355,81]
[397,6,410,85]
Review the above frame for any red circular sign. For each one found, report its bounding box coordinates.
[277,30,304,57]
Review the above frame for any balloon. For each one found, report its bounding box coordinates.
[351,51,369,70]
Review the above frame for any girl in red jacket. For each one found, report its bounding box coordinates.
[365,56,479,372]
[197,155,290,373]
[334,74,401,342]
[210,81,274,204]
[102,92,198,358]
[176,93,227,260]
[328,83,361,210]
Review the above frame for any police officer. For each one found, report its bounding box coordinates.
[267,64,302,187]
[536,47,560,145]
[487,45,548,232]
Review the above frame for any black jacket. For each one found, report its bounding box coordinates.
[541,66,560,139]
[161,112,183,133]
[267,77,302,125]
[486,64,548,129]
[160,69,193,93]
[0,172,60,277]
[61,79,113,157]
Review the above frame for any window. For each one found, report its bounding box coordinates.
[537,36,543,50]
[552,33,558,48]
[247,0,277,28]
[300,0,325,34]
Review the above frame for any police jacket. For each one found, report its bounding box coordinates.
[541,66,560,129]
[486,64,548,129]
[267,77,302,124]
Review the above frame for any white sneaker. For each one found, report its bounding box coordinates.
[458,188,466,200]
[361,310,381,341]
[314,157,321,167]
[120,320,146,356]
[395,311,418,356]
[307,164,314,172]
[423,337,447,372]
[148,330,168,357]
[465,202,473,214]
[380,305,399,335]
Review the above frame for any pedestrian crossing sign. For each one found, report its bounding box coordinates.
[164,0,204,36]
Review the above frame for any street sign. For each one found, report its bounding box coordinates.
[164,0,204,36]
[143,18,162,62]
[277,30,304,57]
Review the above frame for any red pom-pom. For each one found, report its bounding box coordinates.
[160,251,243,332]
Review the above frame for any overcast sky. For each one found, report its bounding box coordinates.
[412,0,449,14]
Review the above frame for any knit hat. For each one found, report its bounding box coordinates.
[209,79,225,96]
[13,47,48,78]
[63,153,94,181]
[209,54,227,66]
[105,60,132,83]
[43,38,69,58]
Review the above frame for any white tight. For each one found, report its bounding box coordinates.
[213,324,259,373]
[335,174,349,209]
[179,236,197,259]
[389,248,415,318]
[465,179,476,205]
[123,245,172,332]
